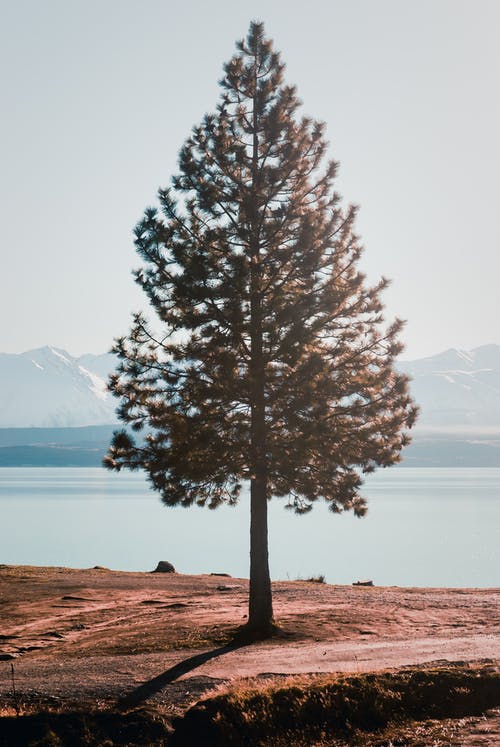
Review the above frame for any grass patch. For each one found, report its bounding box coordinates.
[0,708,170,746]
[170,665,500,746]
[295,574,326,584]
[169,626,236,651]
[305,575,326,584]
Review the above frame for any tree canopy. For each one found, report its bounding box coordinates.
[105,22,418,637]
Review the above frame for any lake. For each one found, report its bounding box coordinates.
[0,467,498,588]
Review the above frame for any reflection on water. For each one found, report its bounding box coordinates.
[1,468,498,588]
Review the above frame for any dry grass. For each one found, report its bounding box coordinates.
[169,665,500,746]
[0,708,171,746]
[0,665,499,746]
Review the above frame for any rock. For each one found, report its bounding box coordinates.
[0,653,18,661]
[151,561,176,574]
[352,580,374,587]
[210,572,231,577]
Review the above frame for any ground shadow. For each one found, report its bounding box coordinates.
[117,640,248,709]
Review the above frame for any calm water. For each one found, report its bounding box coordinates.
[0,468,498,588]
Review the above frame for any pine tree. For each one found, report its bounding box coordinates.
[105,22,418,639]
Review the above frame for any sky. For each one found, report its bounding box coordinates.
[1,0,499,360]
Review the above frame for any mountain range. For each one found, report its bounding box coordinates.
[398,344,500,431]
[0,344,499,466]
[0,347,117,428]
[2,343,500,430]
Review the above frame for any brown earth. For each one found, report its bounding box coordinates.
[0,565,499,743]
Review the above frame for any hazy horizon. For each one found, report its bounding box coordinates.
[1,0,499,359]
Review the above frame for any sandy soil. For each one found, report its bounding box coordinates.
[0,564,499,737]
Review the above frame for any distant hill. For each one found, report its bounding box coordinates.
[0,428,497,467]
[0,445,104,467]
[0,426,133,467]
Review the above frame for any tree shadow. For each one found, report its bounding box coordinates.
[117,640,248,709]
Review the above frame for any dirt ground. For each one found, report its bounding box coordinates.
[0,565,499,742]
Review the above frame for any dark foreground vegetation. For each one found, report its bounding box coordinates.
[1,664,498,746]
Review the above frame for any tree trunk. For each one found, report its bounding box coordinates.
[248,242,273,635]
[247,192,274,635]
[247,472,274,635]
[244,52,274,638]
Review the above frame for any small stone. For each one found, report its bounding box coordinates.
[151,560,176,574]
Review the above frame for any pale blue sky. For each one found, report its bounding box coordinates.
[1,0,499,359]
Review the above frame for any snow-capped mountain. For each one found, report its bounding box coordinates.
[77,352,118,380]
[0,347,118,427]
[399,344,500,430]
[1,344,499,430]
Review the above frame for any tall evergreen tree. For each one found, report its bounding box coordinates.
[105,22,418,638]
